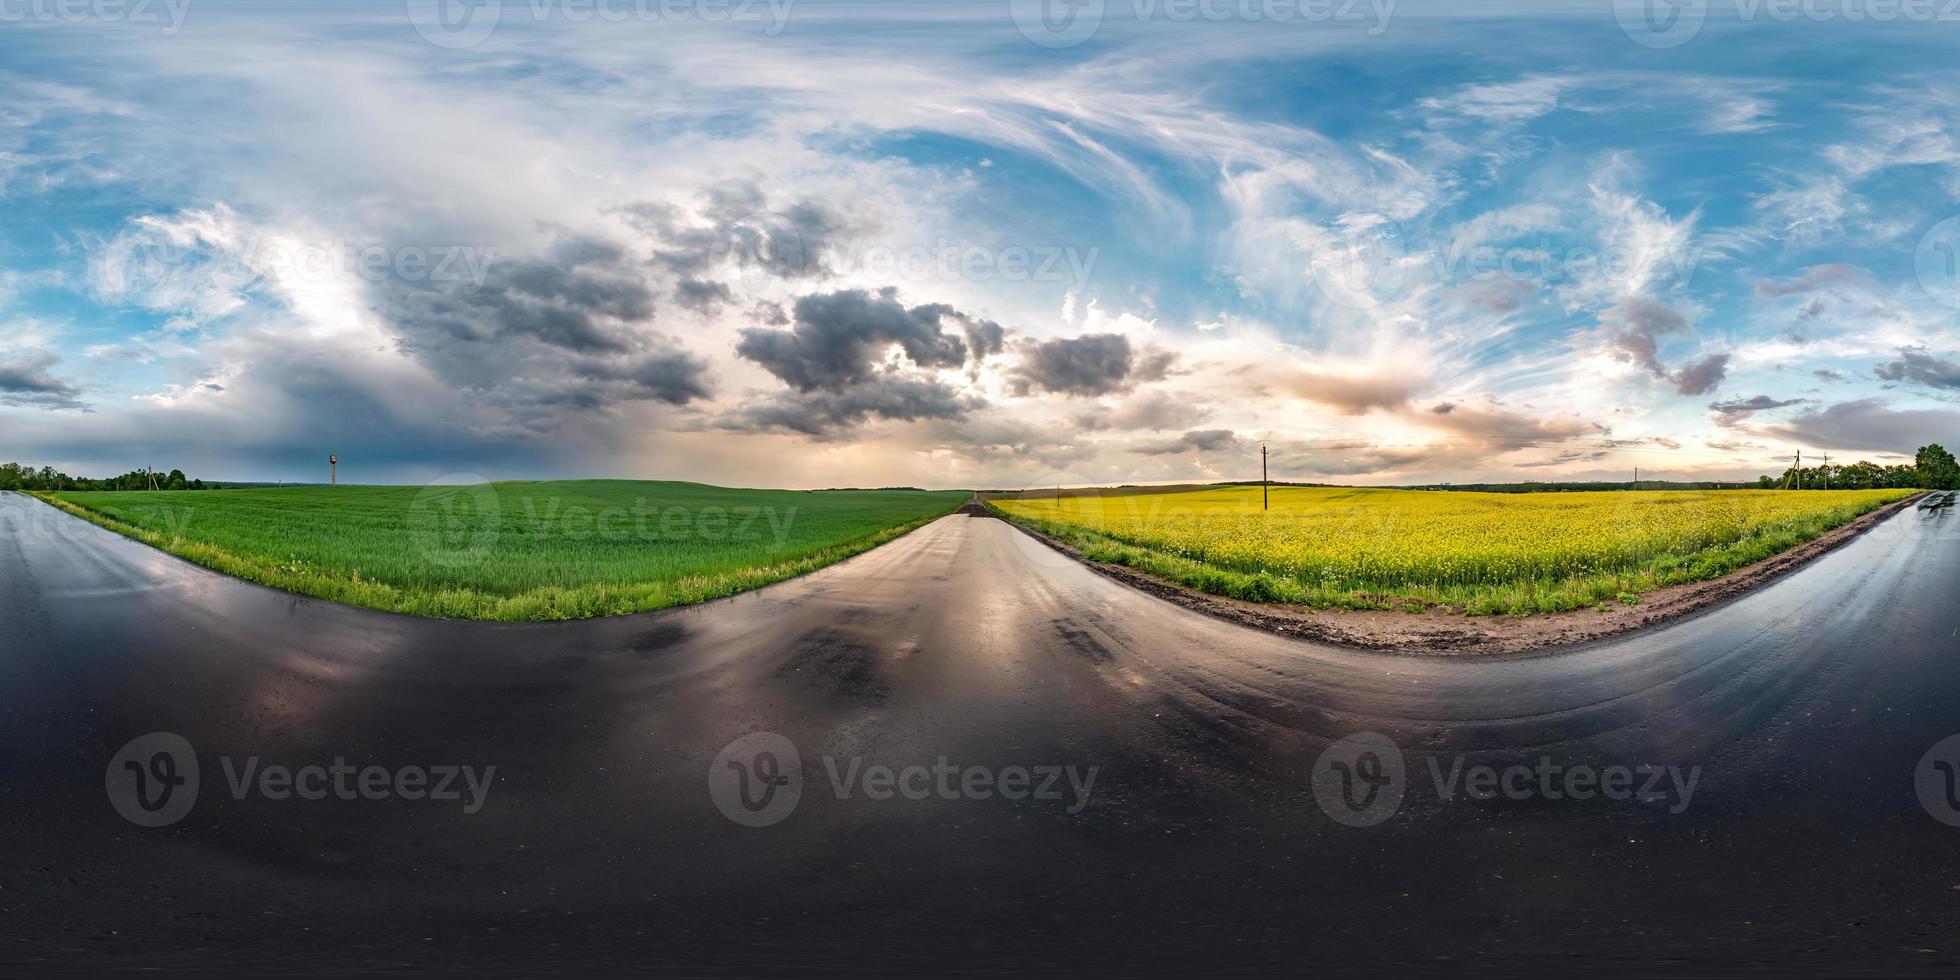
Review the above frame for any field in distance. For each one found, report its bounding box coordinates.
[991,485,1917,616]
[41,481,968,621]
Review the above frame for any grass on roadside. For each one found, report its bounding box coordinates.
[38,481,967,621]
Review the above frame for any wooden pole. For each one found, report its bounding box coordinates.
[1262,444,1269,511]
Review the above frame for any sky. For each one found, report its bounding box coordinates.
[4,0,1960,489]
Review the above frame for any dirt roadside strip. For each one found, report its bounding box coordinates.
[988,493,1928,658]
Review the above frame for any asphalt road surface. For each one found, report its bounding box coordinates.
[4,489,1960,976]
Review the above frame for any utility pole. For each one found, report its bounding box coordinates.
[330,454,337,486]
[1261,444,1269,511]
[1786,450,1801,490]
[1634,466,1638,487]
[1821,451,1829,489]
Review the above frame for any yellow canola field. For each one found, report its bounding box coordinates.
[992,486,1914,614]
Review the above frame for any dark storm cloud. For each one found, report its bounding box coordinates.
[627,180,854,283]
[753,301,790,325]
[390,235,651,354]
[577,350,715,407]
[1007,333,1174,398]
[1760,399,1960,454]
[380,232,713,425]
[735,287,989,393]
[1874,347,1960,390]
[1602,298,1688,377]
[1599,300,1729,397]
[1132,428,1241,455]
[962,316,1006,362]
[723,288,1009,436]
[1709,395,1806,425]
[720,376,977,437]
[672,278,733,314]
[0,354,84,410]
[1670,353,1730,396]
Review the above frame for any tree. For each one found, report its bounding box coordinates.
[0,462,214,493]
[1915,444,1959,490]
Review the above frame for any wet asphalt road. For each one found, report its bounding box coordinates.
[4,489,1960,976]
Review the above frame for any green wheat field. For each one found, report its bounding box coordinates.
[40,481,968,621]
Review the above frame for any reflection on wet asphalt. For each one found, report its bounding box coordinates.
[3,490,1960,975]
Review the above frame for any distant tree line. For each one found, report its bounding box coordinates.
[0,462,213,492]
[1756,445,1958,491]
[1413,480,1758,493]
